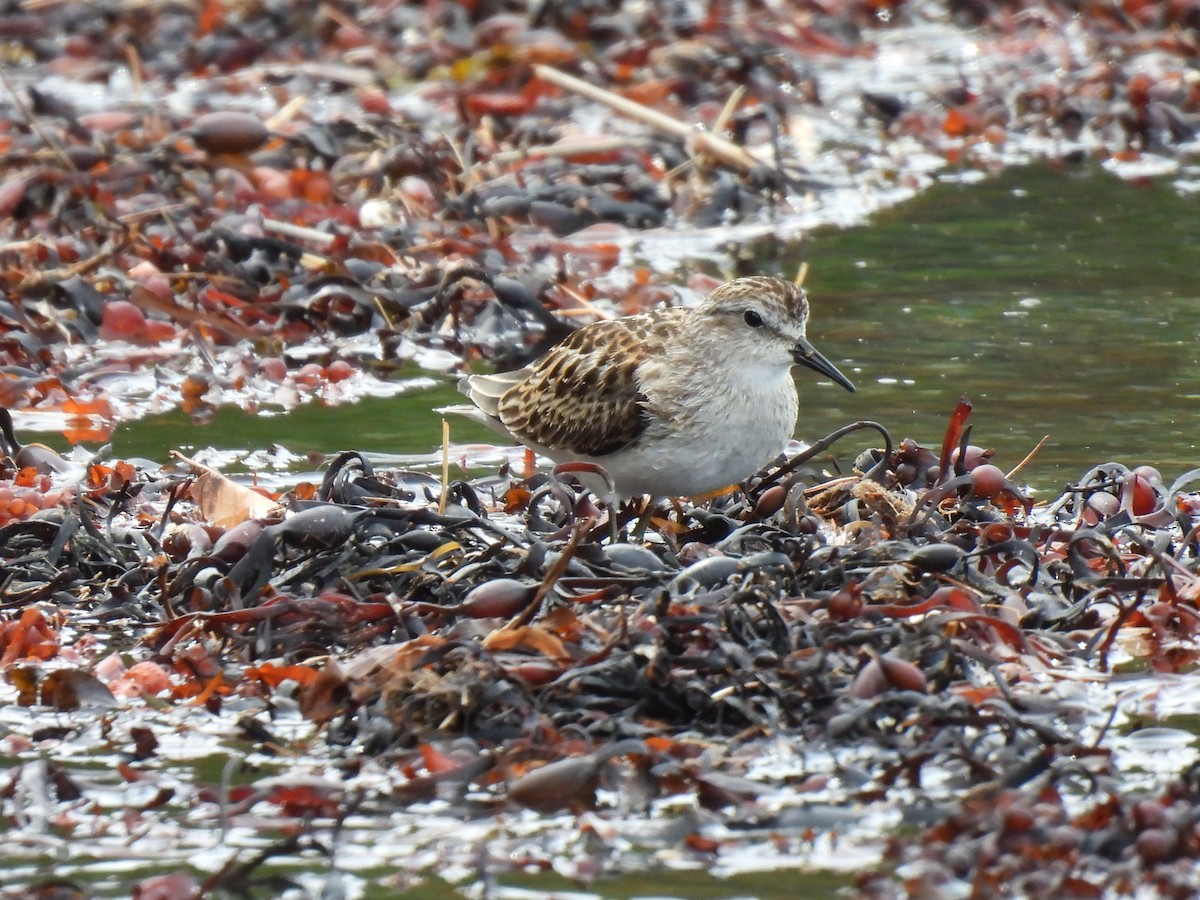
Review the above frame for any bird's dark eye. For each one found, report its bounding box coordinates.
[743,310,764,328]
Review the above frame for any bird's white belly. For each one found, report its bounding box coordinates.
[596,377,797,497]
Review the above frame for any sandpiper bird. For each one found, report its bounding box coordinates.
[441,276,856,498]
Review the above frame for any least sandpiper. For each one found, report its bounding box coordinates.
[441,276,855,498]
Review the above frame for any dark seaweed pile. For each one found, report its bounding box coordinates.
[6,398,1200,895]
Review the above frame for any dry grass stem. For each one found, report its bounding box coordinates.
[533,65,762,173]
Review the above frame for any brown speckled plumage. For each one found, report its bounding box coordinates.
[442,277,855,497]
[495,308,688,456]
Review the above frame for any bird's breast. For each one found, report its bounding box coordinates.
[650,367,797,453]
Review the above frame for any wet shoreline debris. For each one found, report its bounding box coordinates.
[1,0,1199,895]
[3,395,1200,894]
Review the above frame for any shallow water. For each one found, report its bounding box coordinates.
[793,162,1200,491]
[113,163,1200,494]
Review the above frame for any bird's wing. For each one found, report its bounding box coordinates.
[490,310,683,458]
[456,367,528,418]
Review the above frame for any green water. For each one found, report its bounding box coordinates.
[794,164,1200,490]
[113,387,486,461]
[116,164,1200,493]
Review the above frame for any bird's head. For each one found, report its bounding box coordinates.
[696,277,856,392]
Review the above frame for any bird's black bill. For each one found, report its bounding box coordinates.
[793,340,856,392]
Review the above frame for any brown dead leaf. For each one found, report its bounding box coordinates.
[338,635,447,682]
[298,661,350,724]
[9,666,118,709]
[41,668,119,710]
[482,624,570,659]
[129,283,262,342]
[172,451,280,527]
